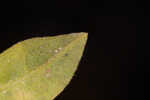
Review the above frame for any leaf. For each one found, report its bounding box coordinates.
[0,32,88,100]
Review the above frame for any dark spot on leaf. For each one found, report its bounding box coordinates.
[64,53,68,56]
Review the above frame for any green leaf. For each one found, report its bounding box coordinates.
[0,32,88,100]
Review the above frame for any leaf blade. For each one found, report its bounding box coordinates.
[0,32,88,100]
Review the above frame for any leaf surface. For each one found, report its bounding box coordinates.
[0,32,88,100]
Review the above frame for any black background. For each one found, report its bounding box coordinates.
[0,0,148,100]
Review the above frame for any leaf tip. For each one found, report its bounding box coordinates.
[79,32,88,37]
[79,32,88,42]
